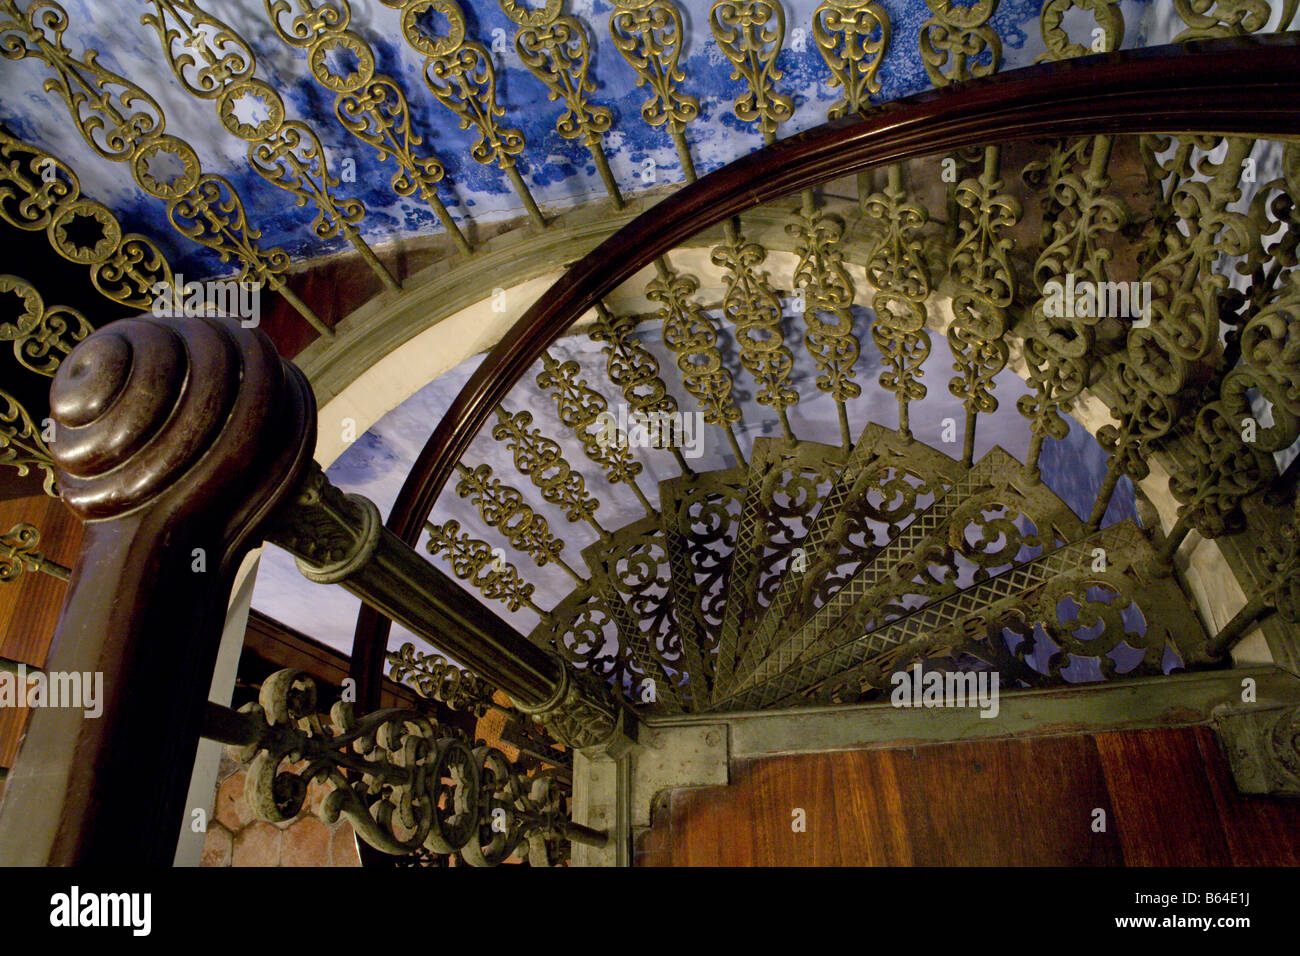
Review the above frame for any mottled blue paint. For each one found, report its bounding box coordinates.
[0,0,1180,278]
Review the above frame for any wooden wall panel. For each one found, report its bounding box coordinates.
[641,726,1300,866]
[0,494,80,771]
[830,749,914,866]
[741,753,841,866]
[0,494,81,668]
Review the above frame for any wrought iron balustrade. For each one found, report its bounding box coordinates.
[0,0,1298,868]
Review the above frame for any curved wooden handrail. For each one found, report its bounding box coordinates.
[350,32,1300,708]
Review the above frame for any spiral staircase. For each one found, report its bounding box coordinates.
[0,0,1299,867]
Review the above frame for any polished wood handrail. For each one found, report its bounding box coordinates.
[351,32,1300,709]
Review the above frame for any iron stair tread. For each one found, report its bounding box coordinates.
[730,423,964,689]
[714,520,1149,711]
[732,446,1021,695]
[578,516,690,712]
[710,437,848,702]
[657,464,748,705]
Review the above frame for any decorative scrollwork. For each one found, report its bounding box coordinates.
[588,303,680,422]
[229,669,573,865]
[1018,135,1128,469]
[1075,134,1259,526]
[536,351,645,490]
[0,388,55,495]
[648,264,742,428]
[261,0,466,250]
[947,150,1019,424]
[453,462,568,569]
[1171,0,1278,40]
[1169,266,1300,537]
[862,169,932,434]
[167,174,290,289]
[0,522,39,582]
[0,126,176,310]
[713,232,798,422]
[1037,0,1123,61]
[423,518,541,613]
[788,195,862,407]
[813,0,891,118]
[918,0,1002,86]
[0,0,327,333]
[388,641,499,717]
[608,0,699,135]
[503,4,610,148]
[0,274,91,375]
[397,0,523,170]
[492,407,602,526]
[709,0,793,139]
[144,0,374,249]
[0,521,67,582]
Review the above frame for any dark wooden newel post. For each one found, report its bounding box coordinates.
[0,316,315,865]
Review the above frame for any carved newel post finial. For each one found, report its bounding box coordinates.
[0,315,316,866]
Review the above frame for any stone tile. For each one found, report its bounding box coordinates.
[232,820,282,867]
[200,823,233,867]
[307,776,332,817]
[330,823,361,867]
[281,817,331,867]
[215,770,252,831]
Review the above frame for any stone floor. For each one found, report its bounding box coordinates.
[201,753,361,867]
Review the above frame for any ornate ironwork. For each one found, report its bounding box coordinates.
[142,0,398,291]
[1171,0,1279,41]
[788,190,862,444]
[5,0,1299,869]
[0,0,331,336]
[0,521,69,583]
[536,351,653,512]
[492,406,603,529]
[709,0,793,142]
[813,0,891,118]
[647,260,746,460]
[387,641,498,717]
[713,225,799,437]
[1037,0,1123,61]
[261,0,470,254]
[947,146,1019,464]
[608,0,699,179]
[0,125,178,309]
[390,0,545,226]
[500,1,620,206]
[0,274,90,376]
[0,388,55,495]
[423,518,542,614]
[226,668,587,865]
[919,0,1002,86]
[453,461,576,576]
[862,166,932,436]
